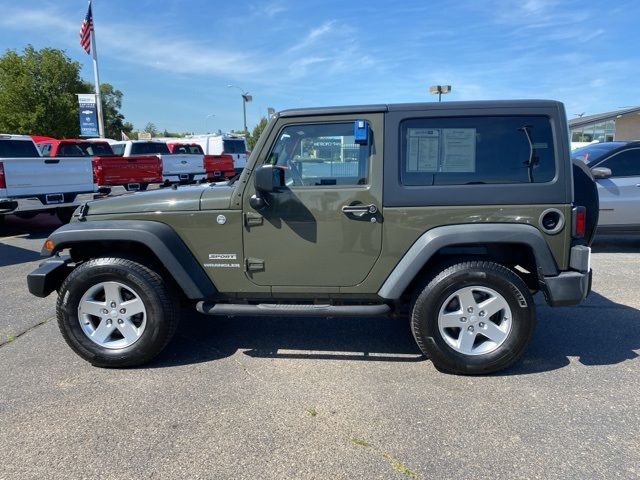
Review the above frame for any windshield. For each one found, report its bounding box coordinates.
[223,139,246,154]
[78,142,114,156]
[130,142,170,155]
[171,144,204,155]
[0,139,40,157]
[571,142,626,164]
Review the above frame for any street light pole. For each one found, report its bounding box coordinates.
[227,85,252,134]
[429,85,452,102]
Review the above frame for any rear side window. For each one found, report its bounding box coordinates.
[56,143,85,157]
[223,139,246,154]
[111,144,125,156]
[598,149,640,177]
[0,139,40,157]
[79,142,113,156]
[400,116,556,185]
[172,144,203,155]
[130,142,170,155]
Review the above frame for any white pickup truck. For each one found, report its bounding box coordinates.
[111,140,206,184]
[0,134,100,224]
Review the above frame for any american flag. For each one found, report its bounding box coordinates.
[79,2,93,55]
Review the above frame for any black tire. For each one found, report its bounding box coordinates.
[56,207,76,224]
[56,257,179,367]
[411,261,535,375]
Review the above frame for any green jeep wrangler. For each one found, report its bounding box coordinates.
[28,100,596,374]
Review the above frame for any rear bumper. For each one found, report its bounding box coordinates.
[1,192,106,214]
[542,245,592,307]
[27,255,73,298]
[163,173,207,183]
[542,270,592,306]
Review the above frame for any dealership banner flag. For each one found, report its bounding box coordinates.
[77,94,99,137]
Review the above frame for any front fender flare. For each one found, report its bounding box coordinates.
[44,220,216,300]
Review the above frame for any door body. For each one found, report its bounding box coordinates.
[593,148,640,228]
[242,113,384,288]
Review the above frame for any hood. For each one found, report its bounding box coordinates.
[85,184,231,216]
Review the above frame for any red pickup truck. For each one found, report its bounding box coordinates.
[34,137,163,191]
[166,142,235,181]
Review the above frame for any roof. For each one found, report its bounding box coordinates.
[279,99,563,118]
[568,106,640,128]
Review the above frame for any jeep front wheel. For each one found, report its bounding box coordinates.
[56,257,179,367]
[411,261,535,375]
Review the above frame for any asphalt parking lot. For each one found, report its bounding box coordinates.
[1,214,638,480]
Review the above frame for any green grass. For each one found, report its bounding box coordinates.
[351,438,371,447]
[383,452,417,478]
[6,335,15,343]
[305,407,318,417]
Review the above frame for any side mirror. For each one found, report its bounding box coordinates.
[254,164,285,193]
[591,167,612,179]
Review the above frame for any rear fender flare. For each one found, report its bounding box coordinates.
[377,223,559,300]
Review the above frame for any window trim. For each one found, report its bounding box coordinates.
[264,120,372,189]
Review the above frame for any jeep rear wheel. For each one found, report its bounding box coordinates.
[411,261,535,375]
[56,257,179,367]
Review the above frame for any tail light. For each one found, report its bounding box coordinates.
[572,206,586,238]
[0,162,5,188]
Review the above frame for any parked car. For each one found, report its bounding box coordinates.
[0,134,101,224]
[166,142,235,181]
[28,100,595,374]
[111,140,206,185]
[181,134,249,174]
[572,141,640,233]
[34,137,162,192]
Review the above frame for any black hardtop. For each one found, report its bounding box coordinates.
[279,99,564,117]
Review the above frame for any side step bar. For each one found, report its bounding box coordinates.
[196,302,391,317]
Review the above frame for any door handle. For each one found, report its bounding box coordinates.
[341,204,378,217]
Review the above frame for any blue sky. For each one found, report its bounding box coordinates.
[0,0,638,135]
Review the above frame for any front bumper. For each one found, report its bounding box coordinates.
[27,255,72,298]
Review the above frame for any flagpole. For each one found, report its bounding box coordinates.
[89,1,105,138]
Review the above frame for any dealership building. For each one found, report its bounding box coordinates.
[569,106,640,143]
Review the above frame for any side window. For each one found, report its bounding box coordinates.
[111,144,125,156]
[267,122,369,186]
[400,116,556,185]
[40,144,52,157]
[599,149,640,177]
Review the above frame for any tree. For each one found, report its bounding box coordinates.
[248,117,269,150]
[143,122,158,136]
[0,46,132,139]
[94,83,134,139]
[0,45,86,137]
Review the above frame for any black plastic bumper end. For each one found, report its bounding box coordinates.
[543,270,592,307]
[27,256,72,298]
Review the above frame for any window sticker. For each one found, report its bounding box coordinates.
[442,128,476,172]
[406,128,440,172]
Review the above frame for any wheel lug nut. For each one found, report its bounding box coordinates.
[467,307,473,313]
[106,319,112,326]
[119,308,126,314]
[110,302,116,308]
[468,325,474,332]
[479,322,485,328]
[117,319,124,325]
[479,311,486,317]
[102,309,109,315]
[460,317,467,322]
